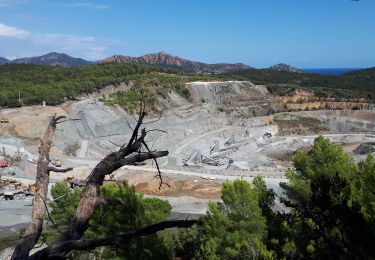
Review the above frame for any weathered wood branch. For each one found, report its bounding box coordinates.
[47,167,73,173]
[12,114,68,260]
[60,150,168,243]
[13,101,172,259]
[29,220,198,260]
[36,103,169,258]
[97,196,126,206]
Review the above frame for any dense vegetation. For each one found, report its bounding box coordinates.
[0,63,215,107]
[43,137,375,259]
[44,183,174,259]
[224,67,375,101]
[0,63,374,109]
[176,137,375,259]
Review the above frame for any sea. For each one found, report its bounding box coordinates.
[301,68,362,75]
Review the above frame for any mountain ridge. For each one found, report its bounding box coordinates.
[9,52,93,67]
[99,51,251,74]
[0,57,9,64]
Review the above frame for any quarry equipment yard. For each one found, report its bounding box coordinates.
[0,81,374,236]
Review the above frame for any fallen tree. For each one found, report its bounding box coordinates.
[11,101,197,260]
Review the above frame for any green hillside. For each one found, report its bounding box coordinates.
[224,67,375,101]
[0,64,374,108]
[0,63,215,107]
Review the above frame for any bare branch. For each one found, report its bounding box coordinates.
[97,196,126,206]
[30,220,198,260]
[48,167,73,173]
[145,129,167,134]
[142,140,168,190]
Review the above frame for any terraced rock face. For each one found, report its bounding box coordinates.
[186,81,268,104]
[186,81,276,117]
[288,110,375,133]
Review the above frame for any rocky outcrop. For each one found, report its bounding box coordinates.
[269,63,301,73]
[100,51,251,74]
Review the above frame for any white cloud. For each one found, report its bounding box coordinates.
[0,23,29,38]
[56,2,110,9]
[0,23,118,61]
[30,33,112,60]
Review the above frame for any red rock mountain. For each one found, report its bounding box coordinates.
[100,51,251,74]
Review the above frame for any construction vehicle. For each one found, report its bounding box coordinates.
[0,160,8,167]
[51,159,62,167]
[0,178,35,200]
[0,147,9,167]
[63,177,86,189]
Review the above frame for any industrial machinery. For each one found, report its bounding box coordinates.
[0,178,35,200]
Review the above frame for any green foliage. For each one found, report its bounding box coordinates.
[101,87,156,112]
[177,179,274,259]
[43,182,173,259]
[0,64,214,107]
[41,137,375,259]
[357,155,375,222]
[0,234,21,252]
[224,67,375,101]
[43,182,81,245]
[277,136,375,259]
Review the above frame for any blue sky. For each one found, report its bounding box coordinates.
[0,0,374,68]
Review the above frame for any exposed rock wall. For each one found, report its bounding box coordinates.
[284,101,375,111]
[186,81,269,105]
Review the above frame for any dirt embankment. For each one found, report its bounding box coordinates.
[0,106,67,140]
[120,171,222,199]
[275,90,375,111]
[283,101,375,111]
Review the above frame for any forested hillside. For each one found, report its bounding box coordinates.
[0,63,374,108]
[225,67,375,101]
[0,63,215,107]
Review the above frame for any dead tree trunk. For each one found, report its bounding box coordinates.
[59,104,168,244]
[12,115,72,260]
[12,102,196,259]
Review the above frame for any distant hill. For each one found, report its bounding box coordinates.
[10,52,92,67]
[269,63,301,73]
[225,66,375,101]
[343,67,375,77]
[100,51,251,74]
[0,57,9,65]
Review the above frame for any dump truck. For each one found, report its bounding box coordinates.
[0,178,35,200]
[51,159,62,167]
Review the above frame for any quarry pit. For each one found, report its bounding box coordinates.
[0,81,374,237]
